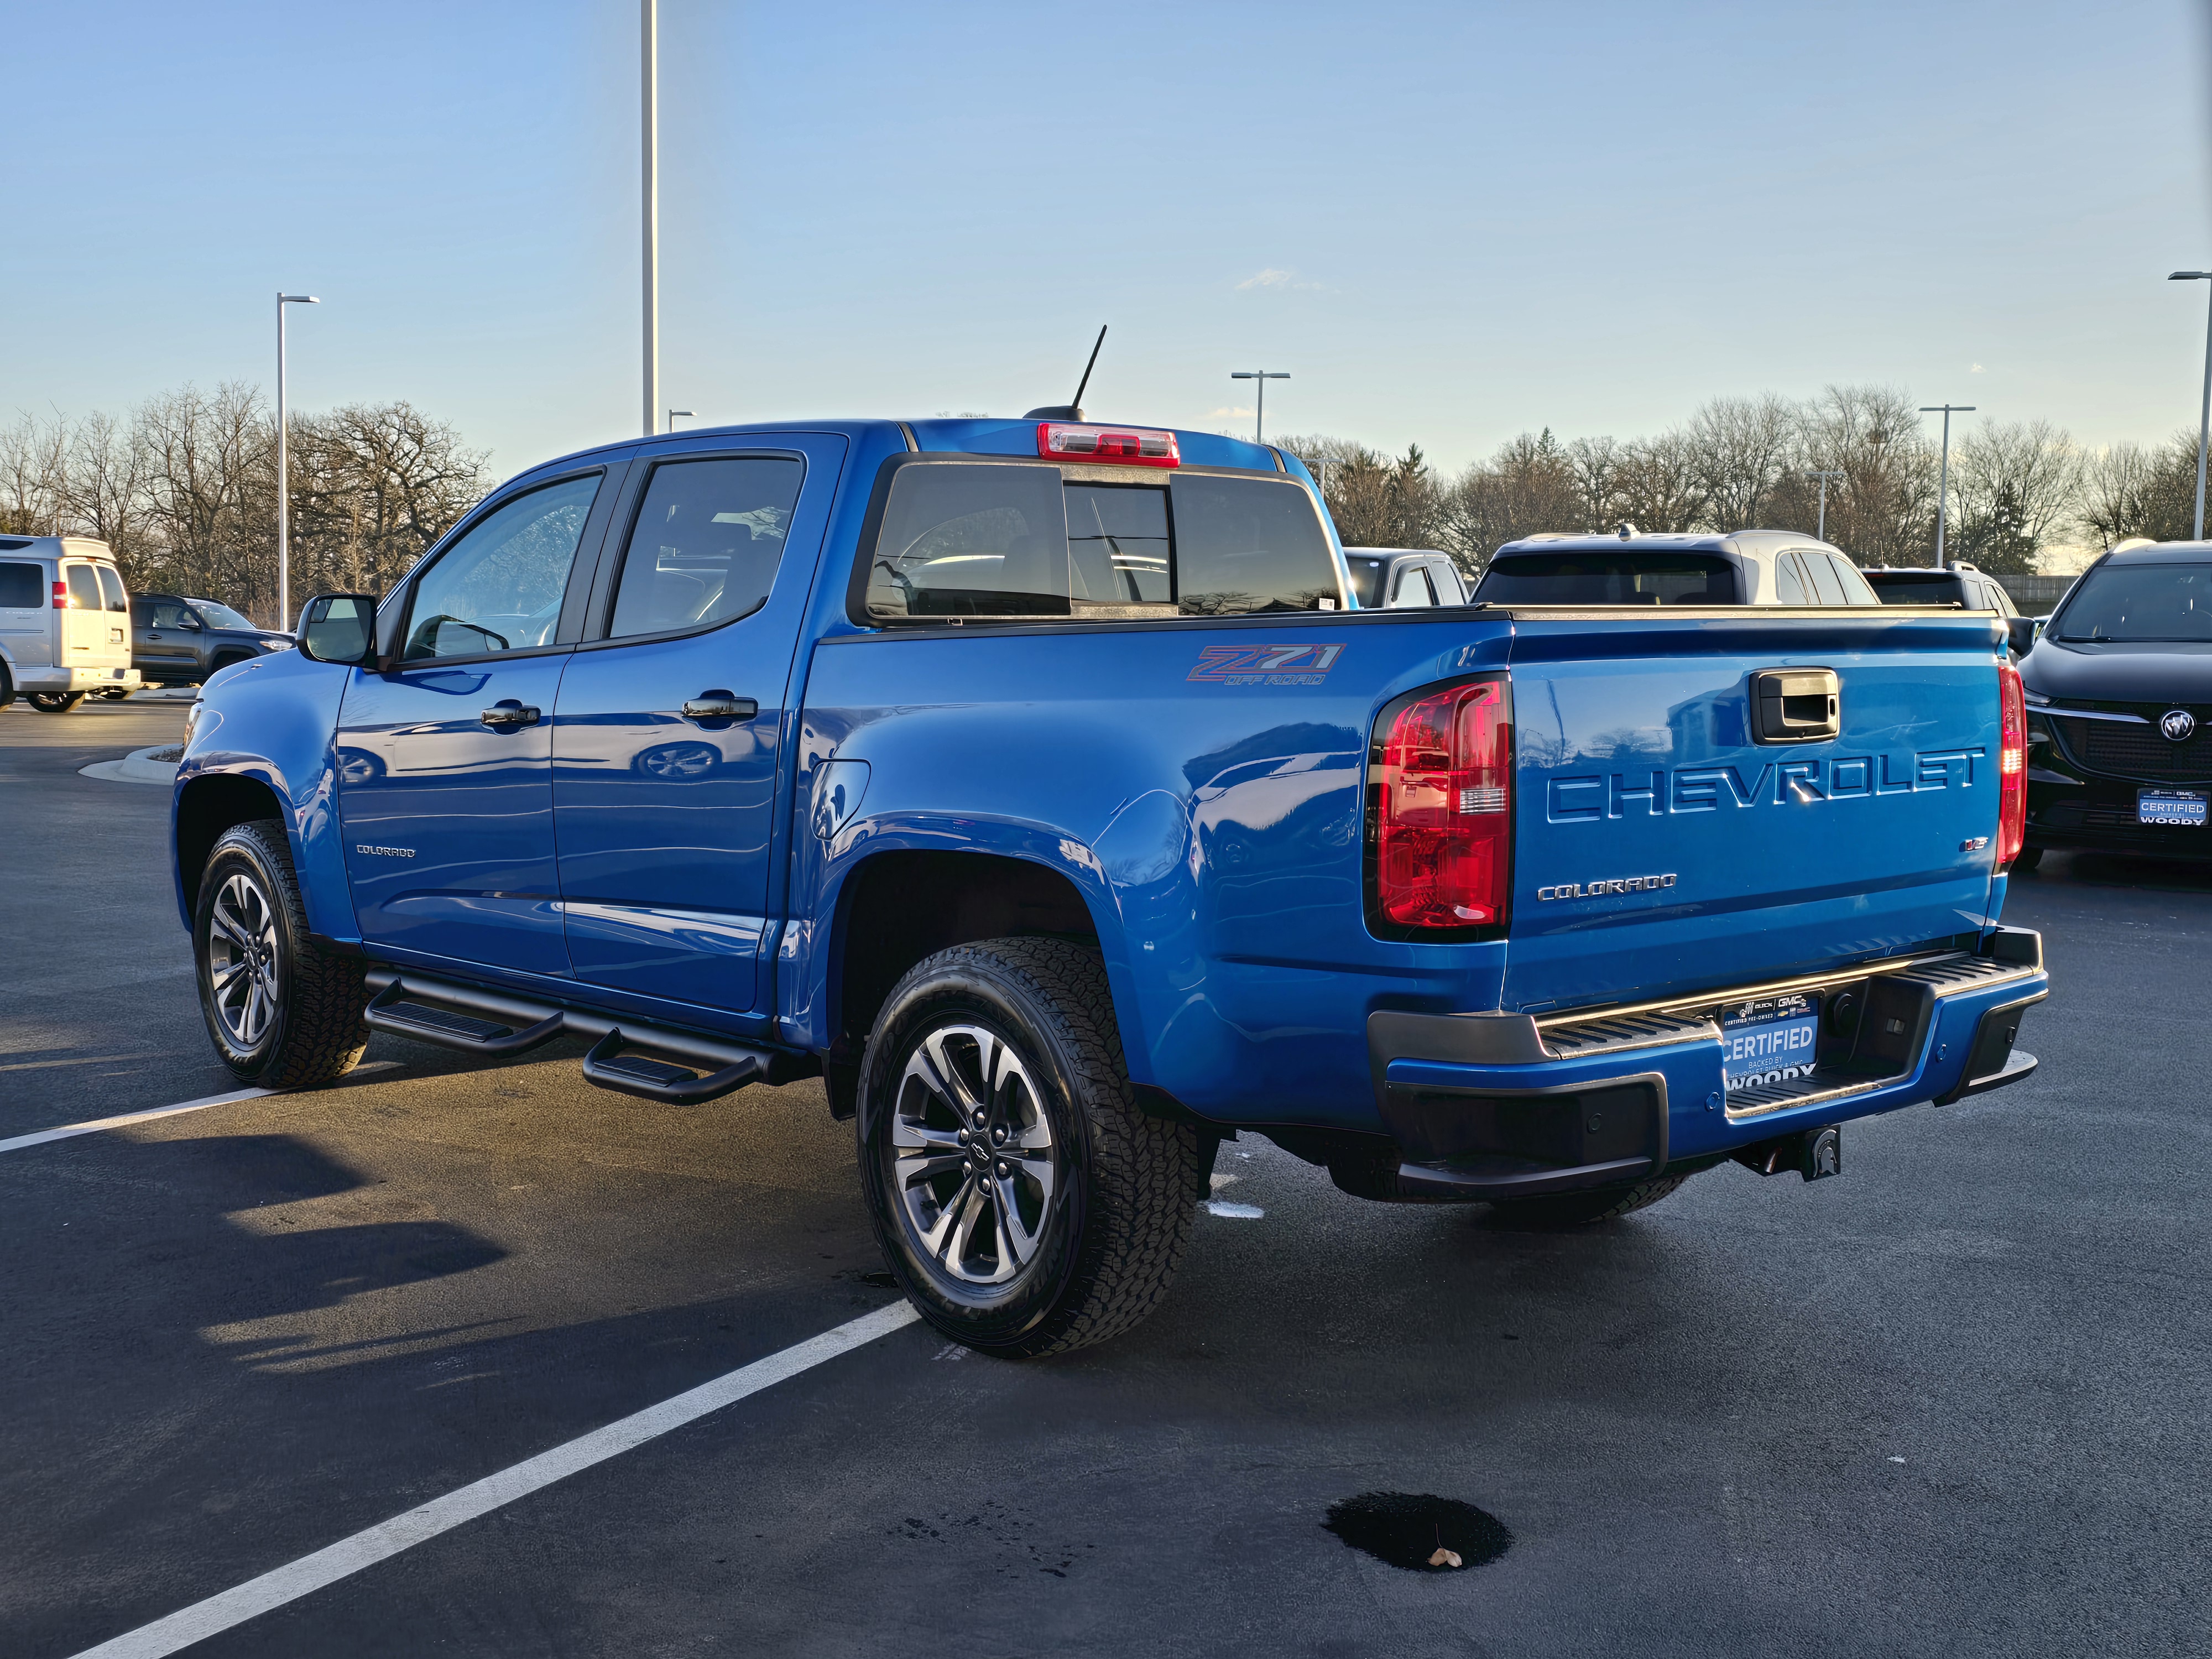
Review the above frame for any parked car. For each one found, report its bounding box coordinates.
[1473,528,1881,606]
[1344,547,1467,608]
[1861,562,2037,655]
[127,593,294,691]
[2017,539,2212,866]
[170,417,2049,1356]
[0,535,141,711]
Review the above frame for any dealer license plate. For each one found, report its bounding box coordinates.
[1721,993,1820,1097]
[2139,789,2208,828]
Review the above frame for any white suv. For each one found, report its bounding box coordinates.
[0,536,143,711]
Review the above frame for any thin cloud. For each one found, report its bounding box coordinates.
[1211,406,1256,418]
[1970,363,1986,373]
[1234,267,1332,293]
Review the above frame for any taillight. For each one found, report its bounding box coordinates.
[1997,662,2026,869]
[1036,422,1180,467]
[53,580,70,609]
[1368,677,1512,934]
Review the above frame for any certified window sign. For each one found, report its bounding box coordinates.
[2138,788,2208,828]
[1721,993,1820,1095]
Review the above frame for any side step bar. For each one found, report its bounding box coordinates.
[362,968,805,1104]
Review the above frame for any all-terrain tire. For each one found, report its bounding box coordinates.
[857,936,1206,1358]
[194,819,370,1088]
[1488,1170,1694,1227]
[28,691,85,713]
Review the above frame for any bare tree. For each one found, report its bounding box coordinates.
[135,382,274,615]
[2079,432,2202,549]
[64,409,159,583]
[1794,384,1937,565]
[0,410,70,535]
[1611,430,1706,531]
[1437,429,1583,572]
[1687,394,1795,530]
[1946,420,2081,572]
[286,401,491,599]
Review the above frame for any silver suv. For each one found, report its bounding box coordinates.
[0,536,142,711]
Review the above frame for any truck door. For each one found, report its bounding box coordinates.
[335,468,619,977]
[135,598,199,678]
[59,561,114,669]
[551,434,844,1014]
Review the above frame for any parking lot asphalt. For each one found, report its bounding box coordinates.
[4,704,2207,1658]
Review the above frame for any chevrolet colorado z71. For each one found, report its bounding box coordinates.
[171,415,2049,1354]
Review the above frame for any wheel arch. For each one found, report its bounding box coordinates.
[173,770,295,930]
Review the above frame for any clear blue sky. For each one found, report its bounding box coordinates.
[5,1,2209,482]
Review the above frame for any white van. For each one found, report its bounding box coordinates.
[0,535,143,712]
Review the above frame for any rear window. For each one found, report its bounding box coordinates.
[64,564,100,611]
[2054,562,2212,643]
[1347,557,1389,609]
[1473,552,1738,606]
[96,565,127,612]
[0,562,39,608]
[862,463,1339,622]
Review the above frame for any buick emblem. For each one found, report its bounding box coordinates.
[2161,708,2197,742]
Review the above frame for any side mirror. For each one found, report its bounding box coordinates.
[2005,616,2037,658]
[178,612,204,632]
[296,592,379,665]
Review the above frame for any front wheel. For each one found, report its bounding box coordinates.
[857,937,1206,1358]
[96,686,136,700]
[194,820,369,1087]
[27,692,86,713]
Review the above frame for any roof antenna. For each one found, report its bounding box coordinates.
[1024,325,1107,421]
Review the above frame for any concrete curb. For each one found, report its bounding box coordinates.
[80,745,181,785]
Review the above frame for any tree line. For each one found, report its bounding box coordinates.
[0,384,490,626]
[1281,384,2210,576]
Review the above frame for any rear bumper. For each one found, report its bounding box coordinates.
[1366,930,2050,1199]
[14,665,140,691]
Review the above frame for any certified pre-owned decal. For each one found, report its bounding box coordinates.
[1188,643,1344,686]
[1537,873,1676,901]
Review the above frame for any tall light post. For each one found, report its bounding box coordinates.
[1229,370,1289,444]
[2169,270,2212,539]
[275,293,320,630]
[641,0,659,439]
[667,408,694,432]
[1804,469,1844,542]
[1919,404,1974,568]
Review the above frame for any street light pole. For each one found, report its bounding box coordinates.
[1229,371,1290,445]
[1919,404,1975,568]
[641,0,659,440]
[1804,470,1844,542]
[667,409,694,432]
[2169,271,2212,539]
[275,293,320,632]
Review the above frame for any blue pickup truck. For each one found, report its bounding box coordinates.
[171,415,2048,1355]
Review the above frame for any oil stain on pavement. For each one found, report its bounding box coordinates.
[1323,1491,1513,1572]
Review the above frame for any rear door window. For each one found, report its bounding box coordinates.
[0,562,38,608]
[1390,564,1434,607]
[64,564,101,611]
[1473,552,1738,605]
[863,463,1340,622]
[1770,556,1807,603]
[608,456,805,639]
[96,565,128,612]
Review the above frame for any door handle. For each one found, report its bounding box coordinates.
[681,693,758,723]
[481,701,541,729]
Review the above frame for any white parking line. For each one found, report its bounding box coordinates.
[0,1088,272,1155]
[70,1300,922,1658]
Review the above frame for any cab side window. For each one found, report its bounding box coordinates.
[1800,550,1848,605]
[1391,565,1435,607]
[148,599,192,629]
[402,474,602,661]
[1825,555,1877,604]
[1771,554,1807,604]
[608,456,805,639]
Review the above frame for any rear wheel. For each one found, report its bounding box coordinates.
[194,820,369,1088]
[96,686,136,700]
[857,937,1206,1358]
[27,691,85,713]
[1488,1170,1693,1227]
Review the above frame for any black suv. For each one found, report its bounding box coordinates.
[1861,562,2037,655]
[125,594,294,691]
[2018,542,2212,865]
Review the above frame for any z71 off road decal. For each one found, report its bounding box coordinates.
[1187,643,1345,686]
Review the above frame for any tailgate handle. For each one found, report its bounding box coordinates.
[1752,668,1839,744]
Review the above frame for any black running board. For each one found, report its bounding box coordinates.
[361,968,801,1104]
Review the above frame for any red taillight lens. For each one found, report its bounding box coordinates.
[53,580,70,609]
[1997,662,2026,869]
[1370,677,1512,932]
[1037,422,1180,467]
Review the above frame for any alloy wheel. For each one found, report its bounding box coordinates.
[206,870,281,1049]
[887,1021,1061,1286]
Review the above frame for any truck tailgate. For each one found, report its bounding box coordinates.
[1503,611,2006,1014]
